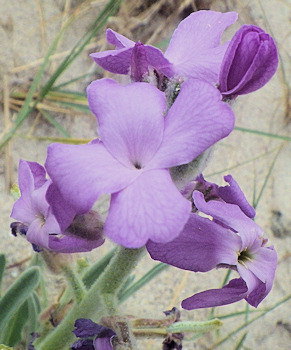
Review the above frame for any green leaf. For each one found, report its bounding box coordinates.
[1,301,29,346]
[235,126,291,141]
[0,254,6,294]
[211,294,291,348]
[0,267,40,330]
[27,294,39,333]
[82,248,117,289]
[40,109,70,137]
[0,345,13,350]
[234,332,248,350]
[119,263,168,303]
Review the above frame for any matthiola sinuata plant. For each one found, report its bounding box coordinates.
[7,9,279,350]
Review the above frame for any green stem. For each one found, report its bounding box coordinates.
[37,247,144,350]
[61,265,85,304]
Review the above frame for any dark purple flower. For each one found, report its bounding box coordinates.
[71,318,115,350]
[182,174,255,218]
[147,186,277,309]
[91,11,238,83]
[10,160,104,253]
[219,25,278,97]
[45,78,234,248]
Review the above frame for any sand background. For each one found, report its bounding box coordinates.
[0,0,290,349]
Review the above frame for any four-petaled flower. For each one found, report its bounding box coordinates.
[147,178,277,309]
[45,78,234,248]
[11,160,104,253]
[91,11,238,83]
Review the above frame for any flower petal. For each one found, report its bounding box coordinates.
[165,11,238,82]
[147,213,239,272]
[105,169,191,248]
[218,175,256,218]
[11,196,36,224]
[106,28,135,48]
[182,278,248,310]
[87,79,166,168]
[148,79,234,169]
[26,219,50,249]
[45,141,139,214]
[46,183,77,231]
[48,234,104,253]
[193,191,260,248]
[90,47,133,74]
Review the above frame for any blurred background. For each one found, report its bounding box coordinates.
[0,0,290,349]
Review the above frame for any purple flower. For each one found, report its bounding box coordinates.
[10,160,104,253]
[219,25,278,97]
[45,78,234,248]
[182,174,256,218]
[71,318,115,350]
[147,181,277,309]
[91,11,238,83]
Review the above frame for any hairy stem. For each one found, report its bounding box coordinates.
[37,247,144,350]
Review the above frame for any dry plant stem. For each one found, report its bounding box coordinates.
[37,247,144,350]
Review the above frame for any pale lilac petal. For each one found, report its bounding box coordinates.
[218,175,256,218]
[18,160,35,194]
[147,213,239,272]
[11,196,35,224]
[45,141,139,214]
[106,28,135,49]
[148,79,234,169]
[143,45,174,78]
[105,169,191,248]
[237,264,259,291]
[46,183,77,231]
[182,278,248,309]
[87,79,166,168]
[30,181,50,218]
[48,234,104,253]
[26,161,47,189]
[244,246,277,284]
[26,219,50,249]
[90,47,133,74]
[165,11,238,82]
[193,191,260,248]
[245,280,268,307]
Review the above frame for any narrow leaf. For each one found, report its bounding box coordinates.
[234,332,248,350]
[0,255,6,293]
[119,263,168,303]
[82,248,117,289]
[40,109,70,137]
[1,301,29,346]
[0,267,40,330]
[235,126,291,141]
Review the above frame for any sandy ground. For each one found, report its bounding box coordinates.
[0,0,290,349]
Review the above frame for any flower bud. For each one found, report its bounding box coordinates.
[219,25,278,98]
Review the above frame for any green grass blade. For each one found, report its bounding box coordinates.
[0,254,6,294]
[0,24,68,150]
[23,135,91,144]
[234,333,248,350]
[82,248,117,289]
[235,126,291,141]
[211,294,291,349]
[119,263,169,303]
[40,109,70,137]
[253,145,283,209]
[1,301,29,346]
[27,294,38,333]
[0,267,40,330]
[56,101,90,113]
[53,73,97,90]
[39,0,122,98]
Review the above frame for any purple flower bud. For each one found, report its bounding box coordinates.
[219,25,278,98]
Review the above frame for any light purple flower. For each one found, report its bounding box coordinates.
[10,160,104,253]
[45,78,234,248]
[219,25,278,97]
[91,11,238,83]
[147,188,277,309]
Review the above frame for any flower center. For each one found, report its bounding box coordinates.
[238,249,253,265]
[133,162,142,170]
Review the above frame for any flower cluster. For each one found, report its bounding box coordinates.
[11,10,278,310]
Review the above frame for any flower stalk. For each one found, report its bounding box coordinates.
[37,246,144,349]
